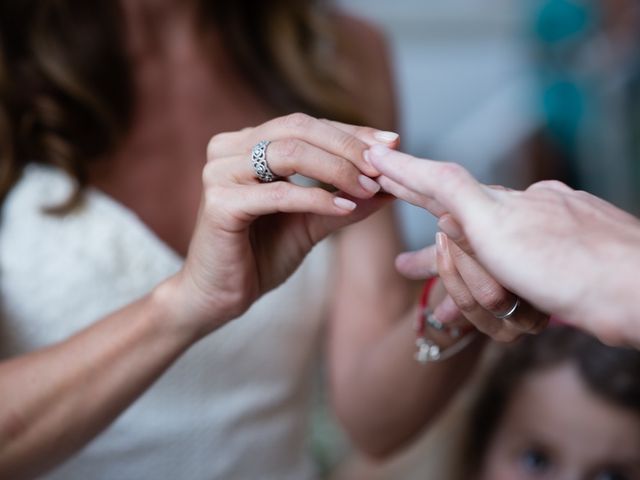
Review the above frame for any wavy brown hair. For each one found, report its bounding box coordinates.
[0,0,361,211]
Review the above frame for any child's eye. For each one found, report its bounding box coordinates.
[593,470,629,480]
[519,448,552,474]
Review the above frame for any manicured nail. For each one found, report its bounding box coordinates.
[334,197,357,211]
[370,144,391,158]
[436,232,449,255]
[358,175,381,194]
[374,131,399,143]
[363,149,372,166]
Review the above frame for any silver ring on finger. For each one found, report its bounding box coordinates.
[494,296,520,320]
[251,140,280,182]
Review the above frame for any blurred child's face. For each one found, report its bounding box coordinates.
[479,363,640,480]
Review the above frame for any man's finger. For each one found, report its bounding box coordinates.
[377,175,448,216]
[368,145,495,223]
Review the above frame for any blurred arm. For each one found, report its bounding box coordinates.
[0,277,200,479]
[326,16,484,458]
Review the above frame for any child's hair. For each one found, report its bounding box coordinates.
[461,326,640,477]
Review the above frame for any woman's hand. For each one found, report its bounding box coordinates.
[161,114,397,337]
[369,145,640,347]
[398,232,549,343]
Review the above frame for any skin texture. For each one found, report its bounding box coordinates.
[368,145,640,348]
[479,363,640,480]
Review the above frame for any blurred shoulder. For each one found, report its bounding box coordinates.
[331,12,398,131]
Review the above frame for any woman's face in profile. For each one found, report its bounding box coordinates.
[479,363,640,480]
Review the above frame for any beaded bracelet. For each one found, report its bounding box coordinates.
[415,277,478,364]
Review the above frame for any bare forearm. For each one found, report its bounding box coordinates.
[331,306,484,459]
[618,259,640,349]
[0,277,199,479]
[571,239,640,348]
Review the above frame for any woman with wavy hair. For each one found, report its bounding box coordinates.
[0,1,546,478]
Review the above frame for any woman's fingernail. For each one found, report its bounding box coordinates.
[358,175,381,194]
[436,232,449,255]
[334,197,357,211]
[369,144,391,158]
[374,131,399,143]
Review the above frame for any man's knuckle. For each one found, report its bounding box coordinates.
[449,246,467,262]
[456,295,477,313]
[480,289,509,313]
[437,163,469,187]
[533,180,568,190]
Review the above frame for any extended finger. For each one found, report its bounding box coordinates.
[208,141,381,199]
[211,183,361,228]
[304,194,394,245]
[207,113,379,177]
[322,119,400,147]
[377,175,448,216]
[447,239,519,317]
[447,239,549,334]
[395,244,437,279]
[437,233,520,341]
[367,146,495,224]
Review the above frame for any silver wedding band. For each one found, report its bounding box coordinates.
[494,296,520,320]
[251,140,280,182]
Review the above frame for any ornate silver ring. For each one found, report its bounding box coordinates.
[251,140,279,182]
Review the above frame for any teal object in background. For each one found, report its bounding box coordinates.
[531,0,640,211]
[532,0,596,187]
[535,0,594,44]
[541,79,585,158]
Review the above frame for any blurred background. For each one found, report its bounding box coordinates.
[338,0,640,250]
[317,0,640,477]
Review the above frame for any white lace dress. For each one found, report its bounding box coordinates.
[0,165,333,480]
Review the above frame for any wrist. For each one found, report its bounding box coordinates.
[570,237,640,347]
[150,273,227,343]
[603,242,640,347]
